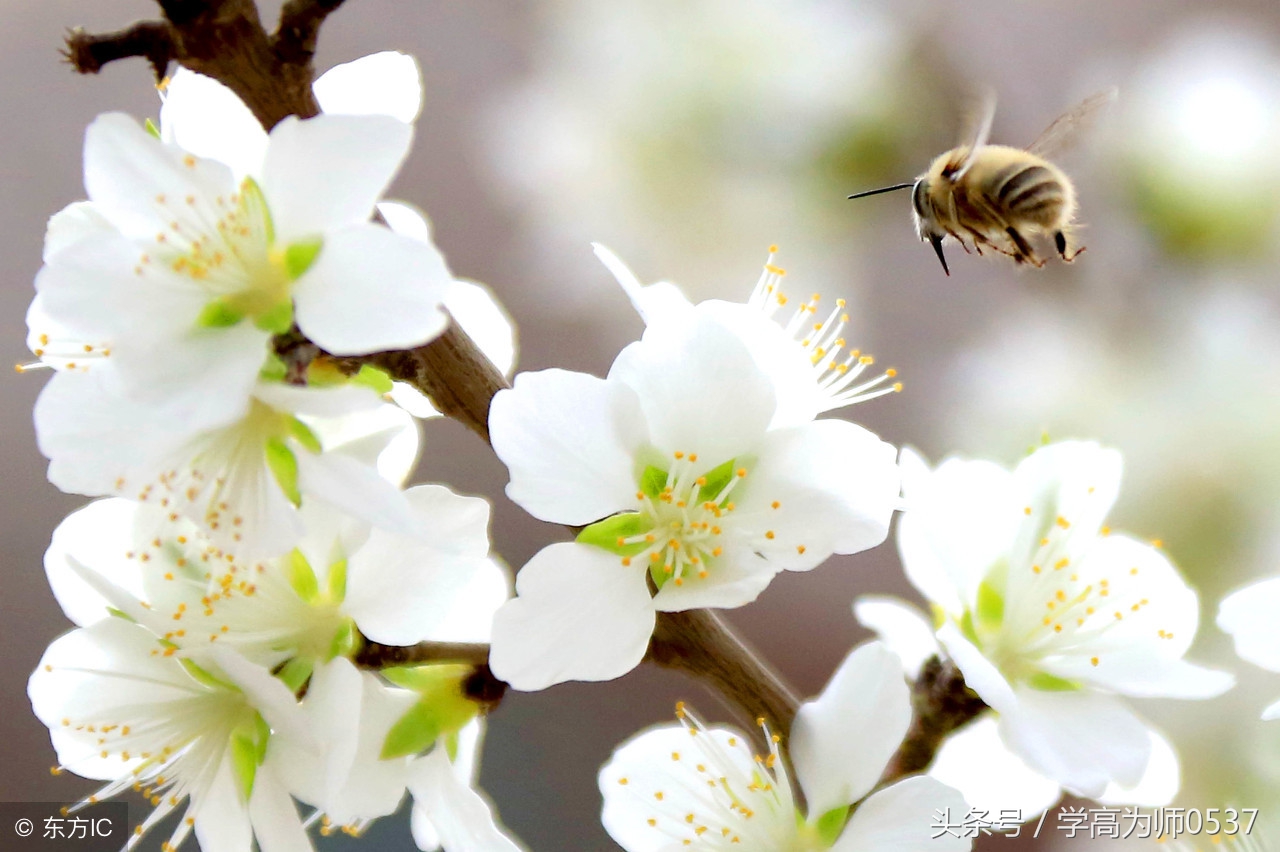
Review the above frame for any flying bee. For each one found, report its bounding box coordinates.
[849,88,1117,275]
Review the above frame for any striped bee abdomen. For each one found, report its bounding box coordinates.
[993,164,1064,218]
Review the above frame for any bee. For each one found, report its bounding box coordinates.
[849,88,1117,275]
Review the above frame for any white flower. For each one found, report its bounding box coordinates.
[890,441,1233,797]
[44,483,508,669]
[29,617,315,852]
[1217,576,1280,720]
[855,596,1184,819]
[598,642,969,852]
[595,243,900,428]
[35,374,423,559]
[487,314,899,689]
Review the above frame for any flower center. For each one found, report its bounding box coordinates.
[613,451,748,588]
[747,246,901,409]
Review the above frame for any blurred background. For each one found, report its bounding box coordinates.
[2,0,1279,849]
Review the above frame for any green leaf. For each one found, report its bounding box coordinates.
[639,465,668,499]
[327,559,348,603]
[265,438,301,507]
[352,364,393,395]
[144,117,161,139]
[240,176,274,244]
[106,607,136,623]
[329,619,359,660]
[382,663,472,694]
[286,549,319,602]
[696,457,738,504]
[576,512,653,557]
[284,238,323,280]
[975,579,1005,634]
[381,702,443,760]
[253,300,294,334]
[259,353,288,382]
[196,299,246,328]
[229,712,271,802]
[1026,671,1082,692]
[813,805,850,846]
[444,731,460,763]
[180,657,235,691]
[958,610,981,648]
[275,656,314,693]
[287,416,322,455]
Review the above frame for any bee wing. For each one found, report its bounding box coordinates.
[953,88,997,180]
[1028,87,1119,158]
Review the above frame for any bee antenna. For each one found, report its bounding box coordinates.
[929,234,950,277]
[847,182,915,200]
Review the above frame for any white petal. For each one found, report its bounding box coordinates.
[261,113,412,243]
[1045,652,1233,699]
[1262,698,1280,721]
[45,499,147,627]
[1098,728,1180,806]
[853,596,940,679]
[43,201,116,261]
[193,755,255,852]
[294,442,422,539]
[936,622,1017,714]
[897,447,1019,615]
[591,242,694,325]
[489,543,655,690]
[293,223,450,355]
[998,686,1151,797]
[160,68,269,177]
[315,52,423,123]
[426,558,513,644]
[409,748,526,852]
[247,761,311,852]
[1217,577,1280,672]
[302,400,421,487]
[445,279,517,376]
[929,717,1061,819]
[211,647,310,744]
[254,381,384,418]
[608,314,775,463]
[831,776,971,852]
[344,485,494,644]
[490,369,645,525]
[791,641,912,815]
[650,549,778,612]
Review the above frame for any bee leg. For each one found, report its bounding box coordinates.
[1006,227,1043,268]
[1056,231,1087,262]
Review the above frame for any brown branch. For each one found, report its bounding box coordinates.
[275,0,348,64]
[354,639,492,669]
[64,22,174,81]
[880,654,988,781]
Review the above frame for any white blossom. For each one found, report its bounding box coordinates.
[598,642,969,851]
[890,440,1233,797]
[487,314,899,689]
[1217,576,1280,720]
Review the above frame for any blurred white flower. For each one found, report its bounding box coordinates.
[598,642,969,851]
[487,314,899,690]
[29,617,315,852]
[891,441,1233,797]
[595,243,900,428]
[1217,577,1280,720]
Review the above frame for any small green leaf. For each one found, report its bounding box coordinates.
[287,416,322,455]
[259,353,288,382]
[106,607,136,623]
[696,457,738,504]
[329,619,359,660]
[275,657,314,693]
[382,663,472,694]
[240,176,274,244]
[1026,671,1082,692]
[381,702,443,760]
[975,580,1005,634]
[352,364,393,395]
[813,805,850,846]
[577,512,653,557]
[253,300,294,334]
[639,465,668,499]
[958,611,981,648]
[229,712,271,802]
[144,118,161,139]
[180,657,235,691]
[327,559,348,603]
[196,299,246,328]
[444,731,460,763]
[286,549,319,602]
[265,437,301,506]
[284,238,324,280]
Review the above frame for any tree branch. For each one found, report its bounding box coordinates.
[275,0,348,64]
[354,639,492,669]
[880,654,988,781]
[64,22,174,81]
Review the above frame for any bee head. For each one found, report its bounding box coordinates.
[910,179,950,276]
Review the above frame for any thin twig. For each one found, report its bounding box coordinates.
[64,22,174,81]
[275,0,348,64]
[881,655,988,780]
